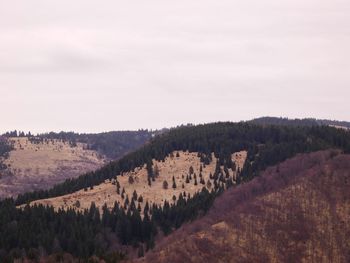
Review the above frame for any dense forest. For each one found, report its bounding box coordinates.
[2,130,156,160]
[251,116,350,128]
[0,187,218,262]
[1,122,350,261]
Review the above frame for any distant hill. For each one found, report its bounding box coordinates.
[141,150,350,263]
[251,117,350,129]
[0,130,155,198]
[0,137,106,199]
[2,130,157,160]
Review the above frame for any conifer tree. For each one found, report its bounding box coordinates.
[153,164,160,178]
[124,195,129,207]
[137,203,142,212]
[144,201,149,214]
[133,190,138,201]
[206,179,212,188]
[172,176,177,189]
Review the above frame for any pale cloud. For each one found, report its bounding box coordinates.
[0,0,349,133]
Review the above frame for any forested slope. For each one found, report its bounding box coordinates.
[0,122,350,261]
[140,150,350,263]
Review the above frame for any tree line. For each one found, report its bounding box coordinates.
[15,122,350,206]
[2,130,155,160]
[251,116,350,128]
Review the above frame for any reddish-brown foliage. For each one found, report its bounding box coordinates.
[137,150,350,263]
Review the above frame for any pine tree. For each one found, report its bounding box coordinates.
[146,160,153,179]
[130,199,136,210]
[137,202,142,212]
[144,201,149,215]
[172,176,177,189]
[116,182,121,194]
[153,164,160,178]
[124,196,129,207]
[206,179,212,188]
[163,180,168,189]
[133,190,138,201]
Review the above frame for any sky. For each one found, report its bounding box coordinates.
[0,0,349,133]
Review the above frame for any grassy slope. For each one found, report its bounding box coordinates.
[0,137,106,198]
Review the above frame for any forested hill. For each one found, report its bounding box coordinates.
[251,117,350,128]
[16,122,350,205]
[140,150,350,263]
[1,122,350,261]
[2,130,157,160]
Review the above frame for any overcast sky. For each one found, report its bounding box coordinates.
[0,0,349,133]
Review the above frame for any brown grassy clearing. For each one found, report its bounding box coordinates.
[0,137,106,198]
[27,151,247,213]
